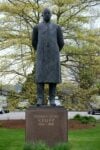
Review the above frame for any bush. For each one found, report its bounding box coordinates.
[52,143,71,150]
[23,142,70,150]
[80,116,90,124]
[73,114,81,121]
[23,142,50,150]
[23,143,34,150]
[73,114,96,124]
[88,116,96,124]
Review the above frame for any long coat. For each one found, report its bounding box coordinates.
[32,22,64,83]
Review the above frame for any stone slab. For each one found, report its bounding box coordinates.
[25,106,68,146]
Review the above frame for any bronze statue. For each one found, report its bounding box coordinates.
[32,8,64,106]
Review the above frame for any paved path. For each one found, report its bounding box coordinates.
[0,112,25,120]
[0,111,100,120]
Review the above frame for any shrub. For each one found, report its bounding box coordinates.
[23,142,70,150]
[73,114,82,121]
[52,143,71,150]
[80,116,90,124]
[88,116,96,124]
[73,114,96,124]
[23,142,50,150]
[23,143,33,150]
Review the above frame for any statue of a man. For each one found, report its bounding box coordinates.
[32,8,64,106]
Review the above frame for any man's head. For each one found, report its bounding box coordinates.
[42,8,51,23]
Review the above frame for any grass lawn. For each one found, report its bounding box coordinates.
[0,128,25,150]
[0,124,100,150]
[69,124,100,150]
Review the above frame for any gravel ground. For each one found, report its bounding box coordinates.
[0,111,100,120]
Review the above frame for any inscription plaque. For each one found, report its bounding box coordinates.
[34,114,58,126]
[26,106,68,146]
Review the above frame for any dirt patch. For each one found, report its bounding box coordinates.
[0,120,25,129]
[0,119,96,130]
[68,120,96,130]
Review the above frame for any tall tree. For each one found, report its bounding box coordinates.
[0,0,43,82]
[0,0,100,106]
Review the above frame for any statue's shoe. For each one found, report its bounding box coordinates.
[50,100,56,107]
[36,99,44,107]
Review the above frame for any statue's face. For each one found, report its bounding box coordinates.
[42,9,51,22]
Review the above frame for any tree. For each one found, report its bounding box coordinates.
[0,0,42,82]
[21,72,37,104]
[53,0,100,87]
[0,0,100,82]
[0,0,100,108]
[57,82,98,110]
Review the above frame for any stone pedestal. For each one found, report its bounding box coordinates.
[26,106,68,146]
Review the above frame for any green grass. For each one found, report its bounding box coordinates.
[0,124,100,150]
[0,128,25,150]
[69,124,100,150]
